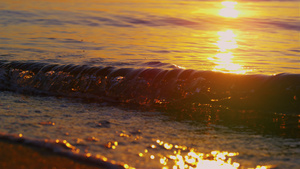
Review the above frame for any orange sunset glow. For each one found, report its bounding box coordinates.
[0,0,299,169]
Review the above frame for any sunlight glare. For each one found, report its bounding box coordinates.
[219,1,239,18]
[140,140,271,169]
[210,30,247,74]
[215,30,238,52]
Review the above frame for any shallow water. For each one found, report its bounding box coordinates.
[0,91,299,169]
[0,0,300,169]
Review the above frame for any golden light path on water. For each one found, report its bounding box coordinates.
[126,2,270,169]
[132,2,268,169]
[133,140,271,169]
[208,1,251,74]
[209,29,247,74]
[219,1,239,18]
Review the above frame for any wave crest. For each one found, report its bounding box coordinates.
[0,60,299,111]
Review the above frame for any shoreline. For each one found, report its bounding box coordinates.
[0,139,106,169]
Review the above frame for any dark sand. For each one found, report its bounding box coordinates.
[0,140,104,169]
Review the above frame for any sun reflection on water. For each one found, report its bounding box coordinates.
[219,1,239,18]
[207,1,253,74]
[216,30,238,52]
[140,140,270,169]
[209,29,247,74]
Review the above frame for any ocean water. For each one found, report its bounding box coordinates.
[0,0,299,169]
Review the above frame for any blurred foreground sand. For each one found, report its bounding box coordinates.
[0,140,104,169]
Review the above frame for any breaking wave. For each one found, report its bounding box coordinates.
[0,60,299,111]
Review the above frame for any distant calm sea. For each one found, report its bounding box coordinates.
[0,0,299,169]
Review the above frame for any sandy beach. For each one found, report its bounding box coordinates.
[0,140,104,169]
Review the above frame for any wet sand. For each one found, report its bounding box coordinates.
[0,140,104,169]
